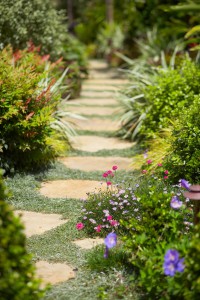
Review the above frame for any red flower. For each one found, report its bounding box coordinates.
[76,223,84,230]
[112,165,118,171]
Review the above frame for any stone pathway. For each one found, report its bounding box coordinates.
[16,60,133,287]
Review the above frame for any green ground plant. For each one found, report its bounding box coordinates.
[0,170,46,299]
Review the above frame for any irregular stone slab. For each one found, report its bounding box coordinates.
[82,85,117,91]
[70,136,133,152]
[73,117,120,131]
[89,71,120,79]
[83,79,129,85]
[89,60,108,69]
[40,180,106,199]
[66,105,118,116]
[81,90,115,98]
[15,211,67,237]
[73,238,104,250]
[59,156,133,171]
[67,98,118,106]
[35,261,75,285]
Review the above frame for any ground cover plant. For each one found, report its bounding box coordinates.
[76,161,200,299]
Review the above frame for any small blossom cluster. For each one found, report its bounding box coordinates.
[163,249,185,276]
[76,177,141,234]
[102,165,118,186]
[142,159,169,180]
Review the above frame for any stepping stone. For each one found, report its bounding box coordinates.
[59,156,133,171]
[40,180,106,199]
[89,60,108,69]
[81,90,115,98]
[83,79,129,85]
[15,211,68,237]
[66,105,117,116]
[70,136,134,152]
[67,98,118,106]
[82,85,117,91]
[73,238,104,250]
[35,261,75,286]
[73,117,120,131]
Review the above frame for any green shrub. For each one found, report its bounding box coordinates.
[0,47,61,171]
[164,95,200,183]
[0,0,67,59]
[120,175,196,299]
[119,59,200,141]
[0,170,46,299]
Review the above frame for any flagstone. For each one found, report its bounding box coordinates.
[83,79,129,85]
[81,90,115,98]
[66,105,118,116]
[89,60,108,69]
[70,135,134,152]
[72,117,120,131]
[15,211,67,237]
[82,85,118,91]
[73,238,104,250]
[59,156,133,171]
[40,179,106,199]
[35,261,75,286]
[66,98,118,106]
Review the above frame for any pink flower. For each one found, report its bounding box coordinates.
[103,172,108,178]
[76,223,84,230]
[95,225,102,233]
[110,220,119,227]
[164,170,169,175]
[112,165,118,171]
[106,181,112,186]
[147,159,152,164]
[107,170,112,174]
[142,169,147,174]
[107,215,113,221]
[164,176,168,179]
[157,163,162,167]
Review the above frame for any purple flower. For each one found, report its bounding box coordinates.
[170,196,183,209]
[104,232,117,249]
[180,179,190,190]
[164,249,179,263]
[163,249,185,276]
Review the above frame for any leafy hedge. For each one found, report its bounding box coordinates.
[0,170,45,299]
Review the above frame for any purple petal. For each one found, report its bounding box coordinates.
[163,261,176,276]
[164,249,179,263]
[170,196,183,209]
[180,179,190,190]
[176,258,185,273]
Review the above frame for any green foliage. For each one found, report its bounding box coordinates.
[0,47,62,171]
[0,170,46,299]
[121,175,194,299]
[86,244,131,273]
[0,0,68,59]
[120,59,200,141]
[164,95,200,183]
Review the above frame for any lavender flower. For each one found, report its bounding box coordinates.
[180,179,190,190]
[104,232,117,249]
[163,249,185,276]
[170,196,182,209]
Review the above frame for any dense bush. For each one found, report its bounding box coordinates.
[0,0,67,59]
[0,170,45,299]
[0,47,63,171]
[164,95,200,183]
[119,59,200,141]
